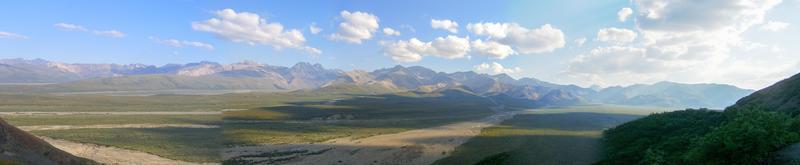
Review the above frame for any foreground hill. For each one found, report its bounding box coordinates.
[598,72,800,164]
[0,118,96,164]
[728,73,800,115]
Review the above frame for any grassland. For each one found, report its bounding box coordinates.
[433,105,670,165]
[224,115,487,146]
[0,92,245,163]
[223,89,498,146]
[3,114,219,126]
[0,92,341,112]
[30,127,221,162]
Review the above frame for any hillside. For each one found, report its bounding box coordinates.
[598,72,800,164]
[728,73,800,115]
[0,117,97,164]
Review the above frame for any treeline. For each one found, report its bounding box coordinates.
[597,107,800,164]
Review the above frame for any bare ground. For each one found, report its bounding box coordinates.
[40,136,218,165]
[223,109,520,165]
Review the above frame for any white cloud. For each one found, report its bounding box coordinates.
[93,30,125,38]
[382,39,423,62]
[596,28,637,44]
[566,0,786,89]
[192,8,319,54]
[330,10,379,44]
[149,37,214,50]
[382,35,471,62]
[761,21,790,31]
[574,37,587,47]
[569,46,672,74]
[431,19,459,33]
[617,8,633,22]
[54,23,88,32]
[382,27,400,36]
[475,62,521,74]
[0,32,28,39]
[636,0,780,32]
[309,23,322,34]
[467,23,565,54]
[471,39,515,59]
[54,23,125,38]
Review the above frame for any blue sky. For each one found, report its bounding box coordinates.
[1,0,799,89]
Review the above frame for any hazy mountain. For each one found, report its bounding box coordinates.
[592,81,754,109]
[0,58,754,108]
[0,118,97,164]
[0,59,346,91]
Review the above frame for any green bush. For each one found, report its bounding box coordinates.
[686,108,800,164]
[598,108,800,164]
[597,109,725,165]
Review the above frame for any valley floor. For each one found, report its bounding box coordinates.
[223,106,517,165]
[41,136,213,165]
[435,105,669,165]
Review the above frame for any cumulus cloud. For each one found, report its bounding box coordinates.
[330,10,380,44]
[192,8,319,54]
[471,39,515,59]
[382,27,400,36]
[617,8,633,22]
[569,46,673,74]
[761,21,790,31]
[566,0,786,89]
[636,0,780,32]
[574,37,587,47]
[0,32,28,39]
[149,37,214,50]
[382,35,471,62]
[467,23,565,54]
[596,28,637,44]
[309,23,322,34]
[431,19,459,33]
[475,62,521,74]
[54,23,125,38]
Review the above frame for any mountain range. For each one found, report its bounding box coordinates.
[0,58,755,109]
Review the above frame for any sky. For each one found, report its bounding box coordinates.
[1,0,799,90]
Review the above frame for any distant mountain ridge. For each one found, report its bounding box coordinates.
[592,81,754,109]
[0,58,753,108]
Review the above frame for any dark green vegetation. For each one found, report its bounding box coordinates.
[729,72,800,116]
[599,108,800,164]
[597,109,725,164]
[224,89,500,145]
[31,127,222,162]
[434,105,666,165]
[599,72,800,164]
